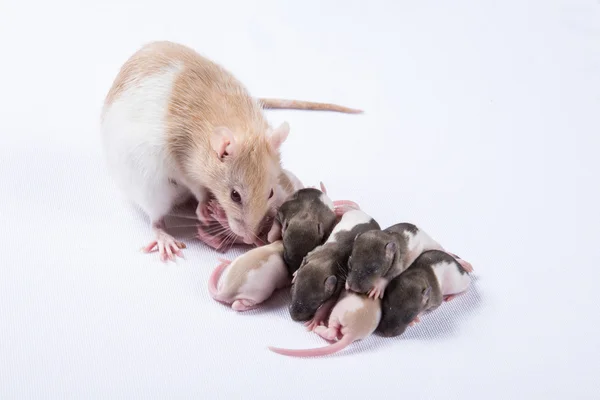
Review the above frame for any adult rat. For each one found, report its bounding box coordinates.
[345,223,473,298]
[289,209,380,330]
[101,41,361,261]
[377,250,472,337]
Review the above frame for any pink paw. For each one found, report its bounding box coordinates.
[196,201,212,225]
[314,326,339,341]
[367,278,388,299]
[304,318,322,332]
[409,315,421,327]
[231,299,257,312]
[333,200,360,217]
[142,232,186,262]
[443,294,458,302]
[448,252,474,273]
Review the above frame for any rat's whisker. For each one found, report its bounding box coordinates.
[166,213,200,220]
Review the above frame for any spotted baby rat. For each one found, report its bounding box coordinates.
[271,184,338,274]
[208,241,289,311]
[101,41,361,261]
[289,209,380,330]
[377,250,472,337]
[269,290,381,357]
[346,223,473,299]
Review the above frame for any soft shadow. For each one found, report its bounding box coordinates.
[373,275,484,345]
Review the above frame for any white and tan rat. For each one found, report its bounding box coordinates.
[101,41,361,261]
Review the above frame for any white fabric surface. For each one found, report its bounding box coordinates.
[1,0,599,398]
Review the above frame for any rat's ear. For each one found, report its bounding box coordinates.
[422,286,432,304]
[211,127,237,160]
[319,182,327,194]
[324,275,337,293]
[385,242,396,261]
[268,122,290,150]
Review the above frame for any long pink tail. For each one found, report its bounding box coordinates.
[268,335,353,357]
[208,260,230,299]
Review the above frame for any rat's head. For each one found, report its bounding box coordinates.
[282,220,326,272]
[346,230,396,294]
[205,123,290,244]
[289,255,338,321]
[377,281,431,337]
[278,190,337,271]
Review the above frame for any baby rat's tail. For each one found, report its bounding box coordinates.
[268,335,353,357]
[208,259,230,299]
[259,98,363,114]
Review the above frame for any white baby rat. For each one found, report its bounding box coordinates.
[208,240,289,311]
[101,41,360,261]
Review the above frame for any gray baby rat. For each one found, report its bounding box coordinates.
[377,249,472,337]
[274,186,338,275]
[346,223,473,299]
[289,209,380,330]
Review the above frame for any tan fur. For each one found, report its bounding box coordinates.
[101,41,356,240]
[343,295,381,339]
[221,241,284,294]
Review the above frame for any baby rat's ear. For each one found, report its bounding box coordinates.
[422,286,432,304]
[319,182,327,194]
[268,122,290,150]
[211,127,237,160]
[324,275,337,293]
[385,242,396,260]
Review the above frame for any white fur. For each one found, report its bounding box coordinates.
[403,228,444,266]
[101,64,190,222]
[327,210,373,243]
[236,254,288,302]
[319,193,335,211]
[431,261,471,296]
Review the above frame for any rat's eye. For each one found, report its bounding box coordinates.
[231,190,241,203]
[268,189,274,199]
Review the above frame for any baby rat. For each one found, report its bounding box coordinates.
[377,250,472,337]
[207,241,289,311]
[101,41,360,261]
[272,184,338,275]
[269,290,381,357]
[289,209,380,330]
[346,223,473,299]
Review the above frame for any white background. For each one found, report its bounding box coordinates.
[1,0,599,398]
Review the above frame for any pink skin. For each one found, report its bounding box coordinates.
[198,196,360,250]
[208,257,259,311]
[332,200,360,217]
[304,297,338,332]
[409,315,421,326]
[207,258,232,301]
[367,278,388,299]
[313,321,341,341]
[141,220,186,262]
[447,252,474,273]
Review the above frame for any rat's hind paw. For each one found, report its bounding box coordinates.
[231,299,257,312]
